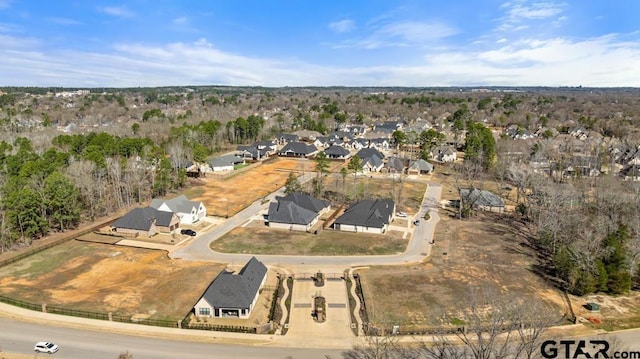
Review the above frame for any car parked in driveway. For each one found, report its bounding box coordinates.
[34,342,59,354]
[180,229,197,236]
[396,212,407,218]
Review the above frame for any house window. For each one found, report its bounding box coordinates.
[199,307,210,316]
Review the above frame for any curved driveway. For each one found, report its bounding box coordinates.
[170,182,442,268]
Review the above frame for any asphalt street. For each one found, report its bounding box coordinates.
[171,181,442,268]
[0,316,346,359]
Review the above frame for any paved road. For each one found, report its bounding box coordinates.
[0,316,345,359]
[171,182,442,268]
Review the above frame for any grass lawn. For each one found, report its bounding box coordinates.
[211,227,408,256]
[0,240,225,321]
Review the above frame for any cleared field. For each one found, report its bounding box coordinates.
[358,212,568,330]
[0,240,225,321]
[211,226,408,256]
[182,157,319,217]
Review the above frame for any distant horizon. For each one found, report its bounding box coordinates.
[1,0,638,87]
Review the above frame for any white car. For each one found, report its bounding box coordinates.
[396,212,407,218]
[34,342,59,354]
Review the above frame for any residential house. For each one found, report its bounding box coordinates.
[333,199,395,234]
[385,156,406,174]
[408,159,434,175]
[150,194,206,225]
[430,146,457,163]
[350,138,369,150]
[274,133,299,145]
[208,155,244,172]
[569,126,589,140]
[369,138,390,150]
[356,148,384,172]
[278,142,318,158]
[324,144,351,160]
[111,207,180,237]
[459,188,504,213]
[236,145,270,161]
[266,192,331,231]
[193,257,268,319]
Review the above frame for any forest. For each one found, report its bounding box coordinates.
[0,86,639,297]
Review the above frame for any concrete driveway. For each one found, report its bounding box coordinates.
[283,277,355,348]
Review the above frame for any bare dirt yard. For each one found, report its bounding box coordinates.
[358,211,569,330]
[357,166,568,330]
[0,240,225,321]
[182,157,322,217]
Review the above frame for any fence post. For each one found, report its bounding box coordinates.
[177,320,182,329]
[41,303,47,313]
[108,312,113,321]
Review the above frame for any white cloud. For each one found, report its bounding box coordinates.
[329,19,355,33]
[0,0,12,10]
[0,31,639,87]
[331,20,457,49]
[497,1,566,33]
[98,6,135,18]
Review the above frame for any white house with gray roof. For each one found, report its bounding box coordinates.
[193,257,267,319]
[267,192,330,231]
[208,154,244,172]
[333,198,395,234]
[150,194,206,225]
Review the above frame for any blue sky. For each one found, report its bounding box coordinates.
[0,0,638,87]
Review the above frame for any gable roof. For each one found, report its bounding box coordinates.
[460,188,504,208]
[150,194,201,214]
[356,148,384,161]
[112,207,175,230]
[334,199,394,228]
[201,257,267,309]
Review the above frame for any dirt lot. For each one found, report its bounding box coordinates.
[358,211,568,329]
[182,157,323,217]
[0,240,225,321]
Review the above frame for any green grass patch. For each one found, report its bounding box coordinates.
[234,163,250,170]
[211,227,408,256]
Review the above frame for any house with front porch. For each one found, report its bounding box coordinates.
[193,257,268,319]
[266,192,330,231]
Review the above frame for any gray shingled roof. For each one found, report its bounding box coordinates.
[150,195,200,214]
[279,142,318,155]
[112,207,175,230]
[268,201,317,225]
[278,192,329,213]
[386,157,406,171]
[356,148,384,160]
[208,154,243,168]
[334,199,394,228]
[201,257,267,309]
[460,188,505,208]
[409,159,434,172]
[324,144,350,157]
